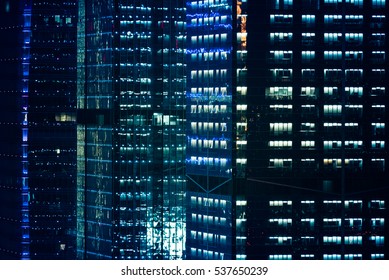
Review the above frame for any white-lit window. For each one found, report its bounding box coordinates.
[269,141,293,148]
[301,122,315,132]
[324,105,342,116]
[269,158,293,168]
[301,141,315,148]
[269,236,292,245]
[345,87,363,97]
[301,87,317,98]
[345,140,363,149]
[266,87,293,100]
[324,87,338,97]
[270,123,293,135]
[324,140,341,150]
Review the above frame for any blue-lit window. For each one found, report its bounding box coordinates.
[324,51,342,61]
[371,51,385,64]
[302,15,315,27]
[345,33,363,46]
[270,14,293,25]
[369,236,385,246]
[346,0,364,7]
[372,122,385,136]
[345,254,362,260]
[302,33,315,46]
[371,141,385,149]
[302,51,315,63]
[269,255,292,260]
[345,236,363,245]
[324,254,341,260]
[371,254,385,259]
[345,218,362,230]
[345,15,364,25]
[372,0,386,8]
[371,15,386,28]
[301,254,315,259]
[323,236,341,244]
[270,32,293,45]
[324,15,342,25]
[324,33,342,45]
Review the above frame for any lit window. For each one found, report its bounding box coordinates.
[301,141,315,148]
[266,87,293,100]
[324,254,341,260]
[323,236,341,244]
[302,15,315,27]
[369,236,385,246]
[345,236,363,245]
[269,158,293,169]
[269,255,292,260]
[345,254,362,260]
[270,123,293,135]
[372,0,386,8]
[323,105,342,116]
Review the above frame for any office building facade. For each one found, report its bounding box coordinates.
[0,0,26,259]
[186,0,248,260]
[0,0,78,259]
[76,0,186,259]
[27,0,78,259]
[245,0,389,260]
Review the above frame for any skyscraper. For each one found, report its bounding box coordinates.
[76,0,186,260]
[27,0,78,259]
[0,0,25,260]
[185,0,388,260]
[0,0,78,259]
[245,0,389,260]
[186,0,248,260]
